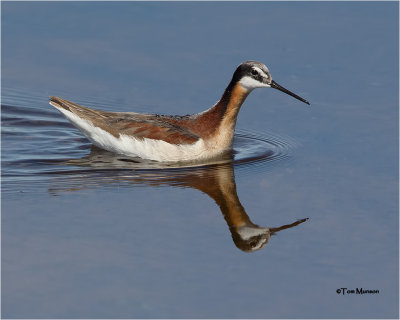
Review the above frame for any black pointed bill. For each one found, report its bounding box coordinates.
[270,80,310,105]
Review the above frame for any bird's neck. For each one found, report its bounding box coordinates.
[186,162,257,229]
[210,81,251,148]
[194,81,251,145]
[216,81,251,128]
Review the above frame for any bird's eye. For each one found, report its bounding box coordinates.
[251,69,258,76]
[250,241,257,247]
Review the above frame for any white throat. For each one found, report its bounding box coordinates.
[239,76,270,90]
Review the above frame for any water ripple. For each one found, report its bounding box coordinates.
[2,90,299,194]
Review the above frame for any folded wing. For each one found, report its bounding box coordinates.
[50,96,200,145]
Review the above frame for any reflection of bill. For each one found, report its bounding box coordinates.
[54,146,308,252]
[184,161,308,252]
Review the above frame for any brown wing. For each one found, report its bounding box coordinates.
[103,114,200,144]
[50,96,199,144]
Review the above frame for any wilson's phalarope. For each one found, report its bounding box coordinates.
[50,61,310,162]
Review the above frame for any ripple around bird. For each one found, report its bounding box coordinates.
[2,92,299,194]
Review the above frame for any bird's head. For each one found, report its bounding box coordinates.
[233,61,310,105]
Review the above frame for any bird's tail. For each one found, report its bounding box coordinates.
[49,96,108,120]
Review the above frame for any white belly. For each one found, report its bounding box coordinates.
[53,105,229,162]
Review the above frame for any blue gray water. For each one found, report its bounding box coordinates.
[2,2,399,318]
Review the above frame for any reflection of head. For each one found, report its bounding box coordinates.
[57,145,308,253]
[230,225,271,252]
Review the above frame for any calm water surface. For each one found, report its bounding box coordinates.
[2,2,399,319]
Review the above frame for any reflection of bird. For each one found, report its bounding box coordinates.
[53,147,308,252]
[50,61,309,162]
[185,161,308,252]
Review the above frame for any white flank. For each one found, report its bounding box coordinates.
[51,102,229,162]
